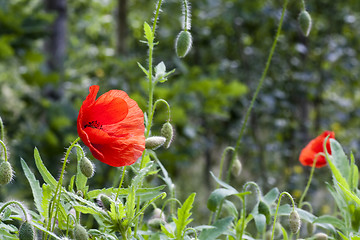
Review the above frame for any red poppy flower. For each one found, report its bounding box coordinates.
[299,131,335,168]
[77,85,145,167]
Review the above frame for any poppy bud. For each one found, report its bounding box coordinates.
[80,157,94,178]
[231,158,242,177]
[152,208,165,221]
[298,10,312,37]
[19,221,35,240]
[258,201,270,224]
[175,30,192,58]
[289,210,301,234]
[313,233,328,240]
[0,161,13,185]
[145,136,166,150]
[148,218,166,230]
[74,224,89,240]
[161,122,174,148]
[99,194,112,211]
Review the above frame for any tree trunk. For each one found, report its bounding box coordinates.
[44,0,67,73]
[116,0,128,55]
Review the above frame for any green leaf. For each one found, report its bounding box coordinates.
[313,215,346,231]
[161,224,175,238]
[144,22,154,45]
[207,188,238,212]
[137,62,149,78]
[338,231,348,240]
[350,153,359,190]
[337,182,360,206]
[223,200,238,219]
[75,146,87,192]
[73,205,101,215]
[253,213,266,233]
[41,184,52,220]
[281,226,288,240]
[198,217,233,240]
[173,193,196,239]
[125,185,136,222]
[330,139,351,183]
[34,148,57,188]
[263,187,279,205]
[20,158,43,215]
[209,171,238,192]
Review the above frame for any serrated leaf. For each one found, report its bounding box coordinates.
[125,185,136,221]
[144,22,154,44]
[41,184,52,220]
[174,193,196,239]
[207,188,238,212]
[73,205,102,215]
[34,148,57,188]
[350,153,359,190]
[198,217,233,240]
[21,158,43,215]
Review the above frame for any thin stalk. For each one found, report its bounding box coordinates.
[153,99,171,122]
[182,0,190,31]
[0,140,8,161]
[217,147,235,188]
[0,116,4,141]
[271,192,296,240]
[47,137,80,235]
[0,200,29,221]
[115,166,127,201]
[238,196,247,240]
[226,0,289,183]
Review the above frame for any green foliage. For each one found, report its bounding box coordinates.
[173,192,196,239]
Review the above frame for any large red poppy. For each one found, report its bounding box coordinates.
[299,131,335,168]
[77,85,145,167]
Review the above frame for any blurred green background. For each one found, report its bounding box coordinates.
[0,0,359,222]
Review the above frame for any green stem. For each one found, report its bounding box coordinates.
[217,146,235,188]
[0,116,4,141]
[300,0,306,10]
[298,154,322,208]
[182,0,190,31]
[0,140,8,161]
[238,195,247,240]
[115,166,127,202]
[226,0,289,183]
[47,137,80,234]
[153,99,171,122]
[0,200,29,221]
[271,192,296,240]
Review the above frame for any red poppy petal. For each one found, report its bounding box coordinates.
[311,131,335,153]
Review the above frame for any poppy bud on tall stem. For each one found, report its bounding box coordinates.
[0,161,13,185]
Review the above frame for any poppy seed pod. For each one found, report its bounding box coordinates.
[298,10,312,37]
[289,210,301,234]
[175,30,192,58]
[80,157,94,178]
[0,161,13,185]
[74,224,89,240]
[161,122,174,148]
[145,136,166,150]
[19,221,35,240]
[313,233,328,240]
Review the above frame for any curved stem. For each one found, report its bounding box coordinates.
[48,137,80,233]
[153,99,171,122]
[65,213,77,237]
[115,166,127,201]
[0,200,29,221]
[271,192,296,240]
[298,154,322,208]
[217,146,235,187]
[226,0,289,183]
[0,140,8,161]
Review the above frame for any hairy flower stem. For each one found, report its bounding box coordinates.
[46,137,80,239]
[115,166,127,202]
[0,116,4,141]
[298,154,322,208]
[0,140,8,161]
[226,0,289,183]
[271,192,296,240]
[0,200,29,221]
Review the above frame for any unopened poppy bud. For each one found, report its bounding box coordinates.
[74,224,89,240]
[175,30,192,58]
[152,208,165,221]
[0,161,13,185]
[19,221,35,240]
[313,233,328,240]
[298,10,312,37]
[99,194,112,211]
[161,122,174,148]
[80,157,94,178]
[145,136,166,150]
[258,201,270,224]
[148,218,166,230]
[231,158,242,177]
[289,210,301,234]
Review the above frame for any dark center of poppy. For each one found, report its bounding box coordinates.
[84,120,103,130]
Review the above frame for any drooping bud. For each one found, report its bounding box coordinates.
[0,161,13,185]
[145,136,166,150]
[298,10,312,37]
[289,210,301,234]
[98,194,112,211]
[258,201,271,224]
[231,158,242,177]
[313,233,328,240]
[74,224,89,240]
[19,221,35,240]
[148,208,166,230]
[161,122,174,148]
[80,157,94,178]
[175,30,192,58]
